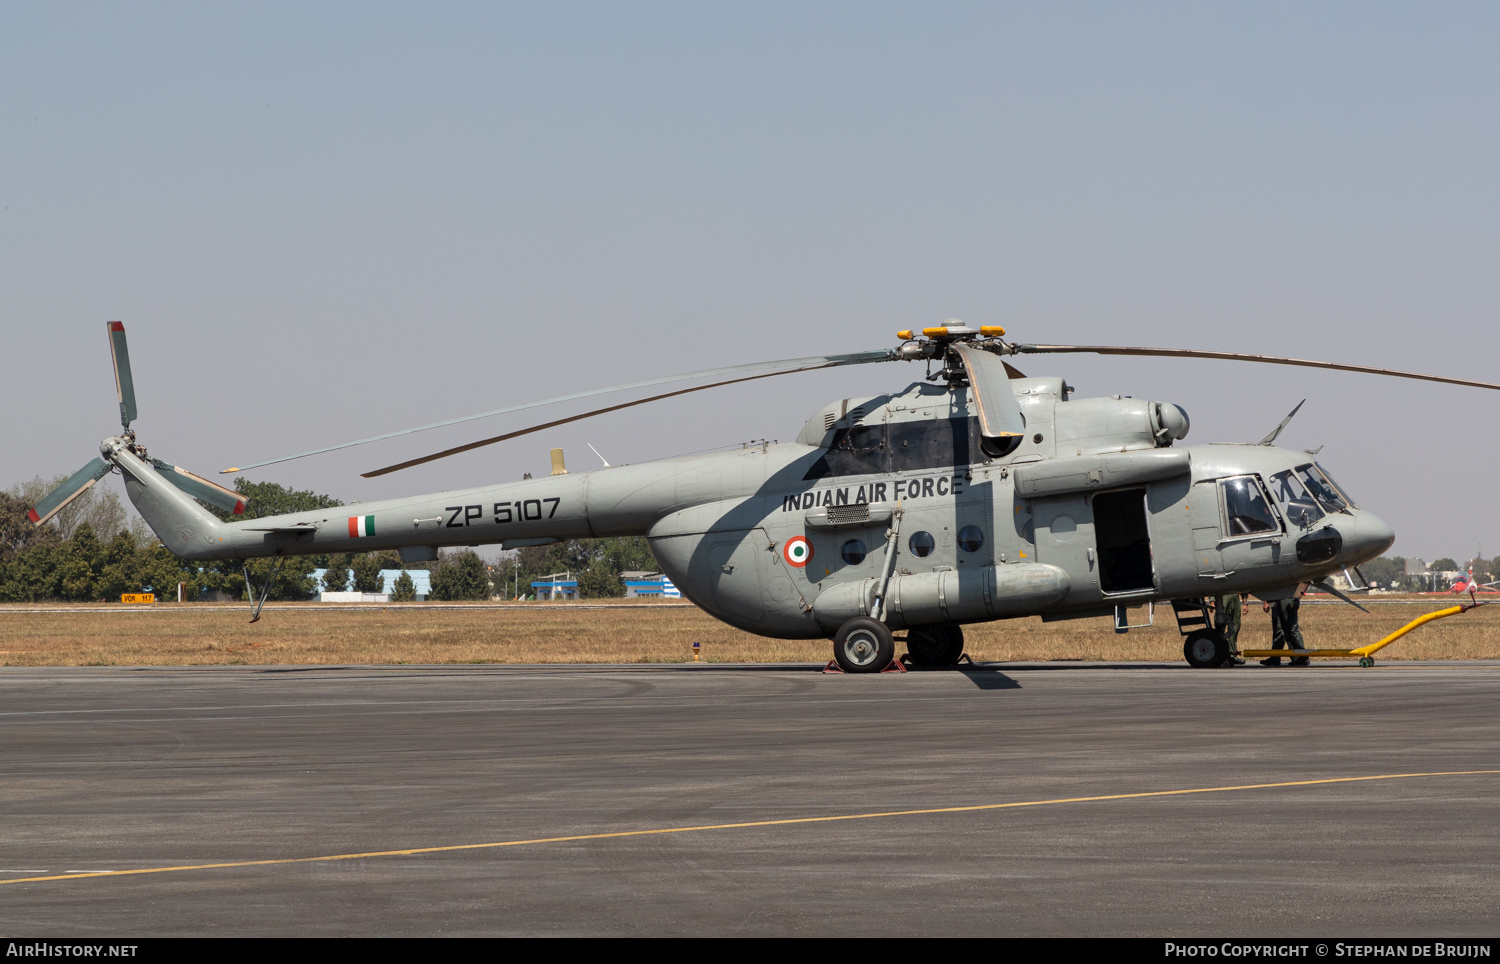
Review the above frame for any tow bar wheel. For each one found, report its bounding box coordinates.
[1183,629,1231,669]
[833,617,896,673]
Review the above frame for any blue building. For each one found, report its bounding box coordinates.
[620,571,681,599]
[531,577,578,600]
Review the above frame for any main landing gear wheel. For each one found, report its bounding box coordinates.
[1183,629,1231,669]
[906,624,965,667]
[833,617,896,673]
[1359,656,1375,668]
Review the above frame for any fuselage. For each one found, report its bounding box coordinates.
[118,376,1395,638]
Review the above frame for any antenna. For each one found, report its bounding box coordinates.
[587,443,611,468]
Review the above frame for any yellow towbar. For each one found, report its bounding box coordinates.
[1242,603,1480,667]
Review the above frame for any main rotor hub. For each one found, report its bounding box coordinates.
[894,318,1009,363]
[895,319,1012,389]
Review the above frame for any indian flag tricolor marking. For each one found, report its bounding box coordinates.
[348,515,376,538]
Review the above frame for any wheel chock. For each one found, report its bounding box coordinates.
[822,658,908,674]
[898,653,973,671]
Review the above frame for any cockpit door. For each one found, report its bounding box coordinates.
[1187,481,1223,576]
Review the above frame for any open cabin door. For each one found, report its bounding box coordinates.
[1093,488,1156,594]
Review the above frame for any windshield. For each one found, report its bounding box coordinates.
[1269,468,1325,528]
[1313,463,1356,509]
[1296,463,1351,514]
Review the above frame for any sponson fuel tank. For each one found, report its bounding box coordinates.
[812,562,1072,631]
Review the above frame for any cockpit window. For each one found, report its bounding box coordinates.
[1269,469,1325,529]
[1313,463,1356,510]
[1295,463,1351,514]
[1219,476,1280,536]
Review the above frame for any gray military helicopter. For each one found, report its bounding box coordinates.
[33,321,1500,672]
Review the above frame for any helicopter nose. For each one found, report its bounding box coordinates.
[1342,511,1396,566]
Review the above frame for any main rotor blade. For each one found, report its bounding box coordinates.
[29,458,112,527]
[1012,345,1500,392]
[226,349,895,474]
[952,344,1025,439]
[107,321,137,431]
[364,368,815,478]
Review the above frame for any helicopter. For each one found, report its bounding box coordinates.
[30,320,1500,672]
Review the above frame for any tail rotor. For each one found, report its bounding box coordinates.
[28,322,248,528]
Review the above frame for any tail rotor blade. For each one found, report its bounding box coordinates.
[150,459,248,515]
[29,458,112,527]
[107,321,138,431]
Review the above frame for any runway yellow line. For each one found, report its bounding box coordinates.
[4,769,1495,888]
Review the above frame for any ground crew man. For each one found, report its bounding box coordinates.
[1214,593,1246,664]
[1261,583,1310,666]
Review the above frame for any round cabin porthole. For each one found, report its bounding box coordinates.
[908,531,936,558]
[841,539,867,565]
[958,525,984,553]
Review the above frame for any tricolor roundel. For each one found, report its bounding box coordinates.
[782,535,812,568]
[348,515,376,538]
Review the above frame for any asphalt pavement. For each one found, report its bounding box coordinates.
[2,661,1497,936]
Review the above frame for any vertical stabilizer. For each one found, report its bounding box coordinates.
[110,443,228,559]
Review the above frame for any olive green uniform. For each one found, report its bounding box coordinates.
[1214,594,1242,654]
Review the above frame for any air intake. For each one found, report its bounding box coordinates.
[826,504,871,525]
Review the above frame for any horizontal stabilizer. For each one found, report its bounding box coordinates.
[30,458,112,526]
[150,459,248,515]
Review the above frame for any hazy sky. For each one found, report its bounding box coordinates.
[4,2,1497,562]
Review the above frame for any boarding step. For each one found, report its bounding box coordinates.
[1169,597,1212,636]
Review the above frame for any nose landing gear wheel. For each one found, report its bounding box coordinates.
[833,617,896,673]
[1183,629,1231,668]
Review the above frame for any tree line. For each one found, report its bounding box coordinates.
[1349,555,1492,591]
[2,475,659,603]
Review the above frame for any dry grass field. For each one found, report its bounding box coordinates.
[2,596,1499,666]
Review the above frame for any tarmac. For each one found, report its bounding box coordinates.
[1,661,1497,937]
